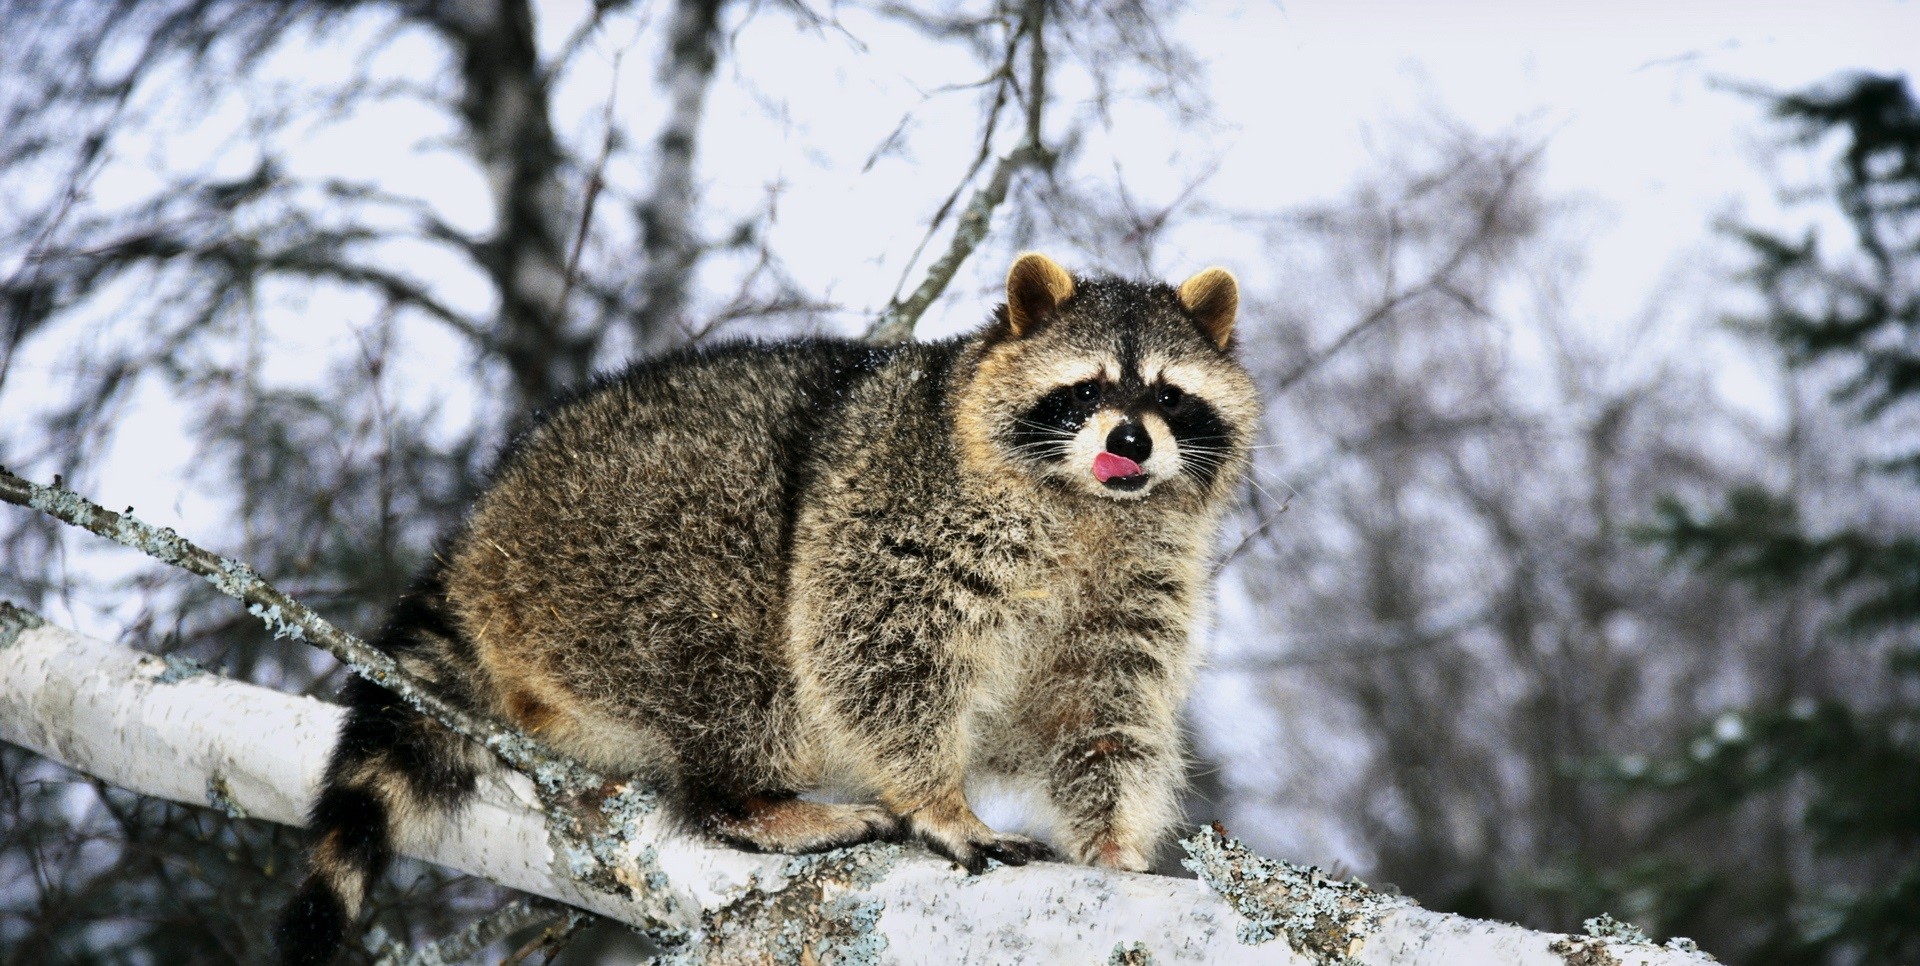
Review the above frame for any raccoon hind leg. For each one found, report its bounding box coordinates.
[701,790,902,854]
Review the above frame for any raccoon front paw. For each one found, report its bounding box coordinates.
[706,796,903,854]
[908,816,1055,875]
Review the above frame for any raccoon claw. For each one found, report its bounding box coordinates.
[868,810,910,844]
[979,836,1054,866]
[919,831,1053,874]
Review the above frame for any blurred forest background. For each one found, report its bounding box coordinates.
[1,1,1916,964]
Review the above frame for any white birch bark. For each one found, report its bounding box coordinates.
[0,610,1717,966]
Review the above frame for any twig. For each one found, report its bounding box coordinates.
[631,0,728,351]
[1213,606,1493,672]
[0,41,134,392]
[0,467,600,793]
[1211,492,1292,578]
[880,36,1020,303]
[45,229,495,353]
[881,75,1010,308]
[369,896,570,966]
[863,0,1051,344]
[502,907,594,965]
[544,0,646,83]
[558,50,624,321]
[863,143,1046,344]
[1270,149,1536,394]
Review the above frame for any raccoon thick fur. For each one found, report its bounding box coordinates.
[275,254,1259,964]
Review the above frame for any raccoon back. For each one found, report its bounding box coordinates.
[440,338,948,776]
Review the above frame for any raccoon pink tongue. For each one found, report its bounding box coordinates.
[1093,452,1143,482]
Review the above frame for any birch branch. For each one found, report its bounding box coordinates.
[0,607,1721,964]
[864,142,1047,345]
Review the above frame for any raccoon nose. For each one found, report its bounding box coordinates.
[1105,422,1153,463]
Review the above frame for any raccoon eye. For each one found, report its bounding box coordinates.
[1073,380,1101,403]
[1158,384,1185,408]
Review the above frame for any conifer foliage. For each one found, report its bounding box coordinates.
[1621,73,1920,965]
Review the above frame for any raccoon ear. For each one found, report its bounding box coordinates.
[1006,252,1076,338]
[1177,267,1239,349]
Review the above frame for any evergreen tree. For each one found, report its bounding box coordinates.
[1612,72,1920,965]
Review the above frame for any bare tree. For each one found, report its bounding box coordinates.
[0,1,1226,959]
[1215,125,1783,940]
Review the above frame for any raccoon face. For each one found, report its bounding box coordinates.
[961,253,1260,503]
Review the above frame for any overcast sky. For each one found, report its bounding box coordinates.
[1197,0,1916,357]
[92,0,1918,397]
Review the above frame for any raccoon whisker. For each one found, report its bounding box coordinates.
[1180,436,1278,452]
[1179,458,1231,476]
[1177,432,1271,446]
[1223,461,1302,508]
[1167,451,1228,470]
[1180,455,1230,470]
[1176,447,1236,464]
[1009,417,1079,436]
[1008,445,1071,463]
[1206,459,1288,491]
[1009,434,1076,447]
[1177,442,1257,456]
[1239,468,1288,509]
[1010,446,1066,461]
[1181,457,1234,472]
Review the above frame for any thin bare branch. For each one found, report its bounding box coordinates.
[0,467,598,792]
[558,51,625,321]
[883,61,1014,307]
[864,0,1051,344]
[501,907,594,966]
[1270,148,1538,394]
[370,896,575,966]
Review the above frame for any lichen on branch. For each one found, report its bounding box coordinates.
[0,466,595,793]
[1180,825,1411,961]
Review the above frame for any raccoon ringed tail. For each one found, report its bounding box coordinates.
[275,674,483,966]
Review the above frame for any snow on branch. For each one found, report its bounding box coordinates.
[0,604,1718,964]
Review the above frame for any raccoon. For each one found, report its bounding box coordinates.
[275,253,1259,964]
